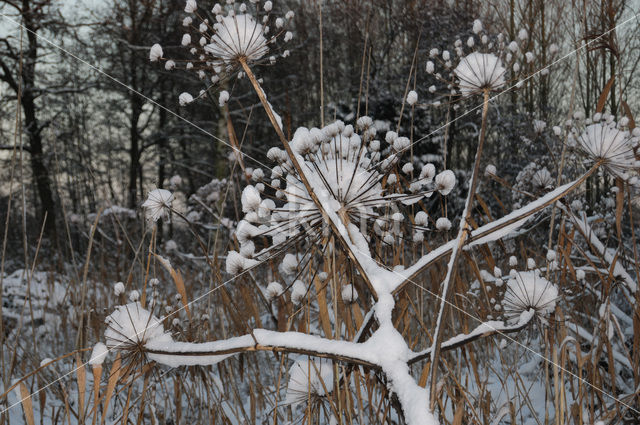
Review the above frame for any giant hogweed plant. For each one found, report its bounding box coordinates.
[100,1,639,423]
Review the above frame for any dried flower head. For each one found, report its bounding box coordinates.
[104,302,171,369]
[454,52,506,96]
[205,13,269,65]
[142,189,174,221]
[532,167,554,191]
[285,358,334,410]
[575,121,638,179]
[502,270,558,322]
[425,19,557,102]
[228,118,456,280]
[105,302,166,348]
[151,0,295,105]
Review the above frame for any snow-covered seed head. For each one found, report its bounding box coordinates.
[341,284,358,303]
[229,119,452,281]
[225,250,258,275]
[285,358,334,409]
[219,90,230,107]
[179,92,194,106]
[406,90,418,106]
[114,281,125,296]
[472,19,483,34]
[576,122,638,179]
[485,164,497,177]
[533,119,546,134]
[142,189,174,221]
[414,211,429,227]
[276,247,296,269]
[435,170,456,195]
[291,280,307,305]
[454,52,506,97]
[129,290,140,302]
[157,1,294,106]
[241,185,261,213]
[532,167,554,191]
[184,0,197,13]
[104,302,169,358]
[149,44,163,62]
[436,217,452,231]
[204,14,269,65]
[502,271,558,322]
[265,281,284,300]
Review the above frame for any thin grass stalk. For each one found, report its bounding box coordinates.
[428,89,491,409]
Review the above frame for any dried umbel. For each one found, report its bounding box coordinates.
[574,120,639,180]
[425,19,559,101]
[225,118,457,284]
[104,302,172,369]
[142,189,174,221]
[454,52,506,97]
[502,270,558,322]
[285,358,334,410]
[149,0,295,105]
[104,302,167,349]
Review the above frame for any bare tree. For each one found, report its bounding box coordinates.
[0,0,65,238]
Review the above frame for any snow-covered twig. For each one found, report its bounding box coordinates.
[145,329,380,369]
[408,310,535,365]
[562,205,638,293]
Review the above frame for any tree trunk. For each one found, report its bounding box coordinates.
[23,98,56,239]
[127,100,142,209]
[21,5,57,239]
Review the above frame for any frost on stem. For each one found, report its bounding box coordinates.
[141,189,174,221]
[502,270,558,323]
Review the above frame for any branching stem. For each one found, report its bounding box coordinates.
[238,58,379,300]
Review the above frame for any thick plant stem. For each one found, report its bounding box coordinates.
[353,163,600,355]
[239,58,378,300]
[429,89,491,409]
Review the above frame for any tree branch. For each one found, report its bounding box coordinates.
[408,310,535,365]
[143,329,380,370]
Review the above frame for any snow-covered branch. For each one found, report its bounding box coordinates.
[408,310,535,365]
[144,329,379,369]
